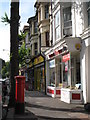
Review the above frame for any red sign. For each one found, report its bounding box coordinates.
[62,53,70,62]
[54,50,59,55]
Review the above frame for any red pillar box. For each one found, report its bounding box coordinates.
[15,76,25,114]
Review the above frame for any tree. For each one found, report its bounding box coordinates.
[1,12,10,25]
[1,62,10,79]
[19,42,27,67]
[1,1,20,107]
[9,0,19,107]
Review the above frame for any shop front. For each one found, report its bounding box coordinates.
[46,49,63,98]
[34,54,46,93]
[61,52,83,103]
[26,60,34,90]
[60,37,83,103]
[46,38,83,103]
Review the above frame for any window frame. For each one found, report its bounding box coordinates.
[55,10,60,41]
[45,4,49,19]
[87,2,90,26]
[63,6,72,36]
[45,31,49,47]
[34,21,38,34]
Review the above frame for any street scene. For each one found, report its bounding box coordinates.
[0,0,90,120]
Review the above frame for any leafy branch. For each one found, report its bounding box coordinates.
[1,12,10,25]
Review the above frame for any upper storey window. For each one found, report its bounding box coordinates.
[63,7,72,36]
[34,42,38,55]
[55,11,60,40]
[30,24,32,36]
[34,21,38,34]
[45,5,49,19]
[45,32,49,47]
[87,2,90,26]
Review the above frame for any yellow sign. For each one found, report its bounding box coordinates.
[29,61,33,67]
[75,43,81,50]
[34,55,44,65]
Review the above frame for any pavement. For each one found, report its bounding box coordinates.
[5,90,90,120]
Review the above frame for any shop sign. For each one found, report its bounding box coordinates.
[49,59,55,68]
[34,55,44,65]
[54,50,59,56]
[75,43,81,50]
[62,53,70,62]
[29,61,33,68]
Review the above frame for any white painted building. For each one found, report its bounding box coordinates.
[45,1,90,109]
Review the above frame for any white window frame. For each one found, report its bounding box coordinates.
[55,10,60,41]
[87,2,90,26]
[45,4,49,19]
[63,6,72,36]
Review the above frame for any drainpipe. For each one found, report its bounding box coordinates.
[51,0,53,46]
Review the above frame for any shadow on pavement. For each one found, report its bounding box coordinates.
[25,102,88,114]
[37,115,88,120]
[14,109,38,120]
[25,90,48,98]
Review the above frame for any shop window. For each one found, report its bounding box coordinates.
[87,1,90,26]
[71,58,74,86]
[71,56,81,87]
[63,61,69,84]
[63,7,72,36]
[55,11,60,40]
[45,5,49,19]
[76,62,80,84]
[45,32,49,47]
[40,67,45,92]
[49,59,55,86]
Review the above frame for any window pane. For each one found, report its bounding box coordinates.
[63,7,71,22]
[46,32,49,46]
[34,43,37,49]
[45,5,49,19]
[55,27,60,40]
[63,7,72,36]
[55,11,60,27]
[34,21,37,33]
[35,50,37,55]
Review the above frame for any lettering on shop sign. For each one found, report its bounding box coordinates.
[29,61,33,67]
[34,56,44,65]
[62,53,70,62]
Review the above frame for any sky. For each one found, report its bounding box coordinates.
[0,0,36,62]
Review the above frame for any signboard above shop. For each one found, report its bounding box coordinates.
[62,53,70,62]
[64,37,81,53]
[34,55,44,66]
[49,59,55,68]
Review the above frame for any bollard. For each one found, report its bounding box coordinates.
[15,76,25,114]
